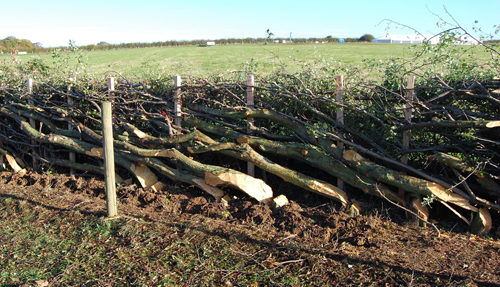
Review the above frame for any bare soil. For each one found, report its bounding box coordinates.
[1,171,499,286]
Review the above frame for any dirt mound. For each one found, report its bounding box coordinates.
[1,171,500,286]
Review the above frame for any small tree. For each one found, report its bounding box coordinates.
[359,34,375,42]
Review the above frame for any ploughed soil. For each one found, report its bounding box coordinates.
[1,171,499,286]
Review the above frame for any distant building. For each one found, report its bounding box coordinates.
[206,41,215,46]
[372,34,482,45]
[372,34,440,44]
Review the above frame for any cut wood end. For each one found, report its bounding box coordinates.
[411,198,429,222]
[204,171,225,186]
[486,121,500,128]
[470,207,493,235]
[151,181,166,192]
[192,178,225,200]
[349,201,362,217]
[133,129,148,139]
[426,182,478,212]
[271,194,289,211]
[309,180,348,205]
[204,171,273,202]
[86,147,104,158]
[221,196,230,207]
[5,154,24,174]
[343,150,364,162]
[130,162,159,189]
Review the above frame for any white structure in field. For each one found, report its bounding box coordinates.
[372,34,481,45]
[206,41,215,46]
[372,34,439,44]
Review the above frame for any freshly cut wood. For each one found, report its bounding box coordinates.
[271,194,289,211]
[190,142,348,206]
[411,198,429,227]
[124,154,225,200]
[151,181,166,192]
[343,150,477,212]
[191,178,225,200]
[130,161,163,189]
[349,201,363,217]
[204,171,273,202]
[220,195,231,207]
[2,73,499,232]
[5,153,26,175]
[427,152,500,197]
[187,118,402,203]
[470,207,493,235]
[247,136,402,203]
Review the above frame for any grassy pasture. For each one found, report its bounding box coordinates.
[1,42,492,79]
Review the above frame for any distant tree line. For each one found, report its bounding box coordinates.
[76,36,369,51]
[0,36,44,54]
[11,33,496,54]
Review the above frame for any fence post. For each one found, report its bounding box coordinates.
[246,75,255,177]
[102,77,118,218]
[68,78,76,174]
[27,78,39,171]
[174,76,182,127]
[399,75,415,201]
[402,76,415,166]
[335,75,345,190]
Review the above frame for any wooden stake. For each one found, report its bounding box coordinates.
[174,76,182,127]
[102,78,118,218]
[402,76,415,166]
[68,78,76,174]
[399,76,415,200]
[336,75,344,190]
[27,78,39,171]
[246,75,255,177]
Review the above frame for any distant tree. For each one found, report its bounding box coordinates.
[359,34,375,42]
[0,37,43,53]
[325,35,340,43]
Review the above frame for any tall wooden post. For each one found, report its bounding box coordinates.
[102,78,118,218]
[336,75,345,190]
[68,78,76,174]
[27,78,39,171]
[174,76,182,127]
[401,76,415,166]
[246,75,255,177]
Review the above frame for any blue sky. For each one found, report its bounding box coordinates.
[1,0,498,47]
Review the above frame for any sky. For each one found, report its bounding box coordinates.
[1,0,498,47]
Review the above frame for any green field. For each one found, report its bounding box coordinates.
[1,42,493,79]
